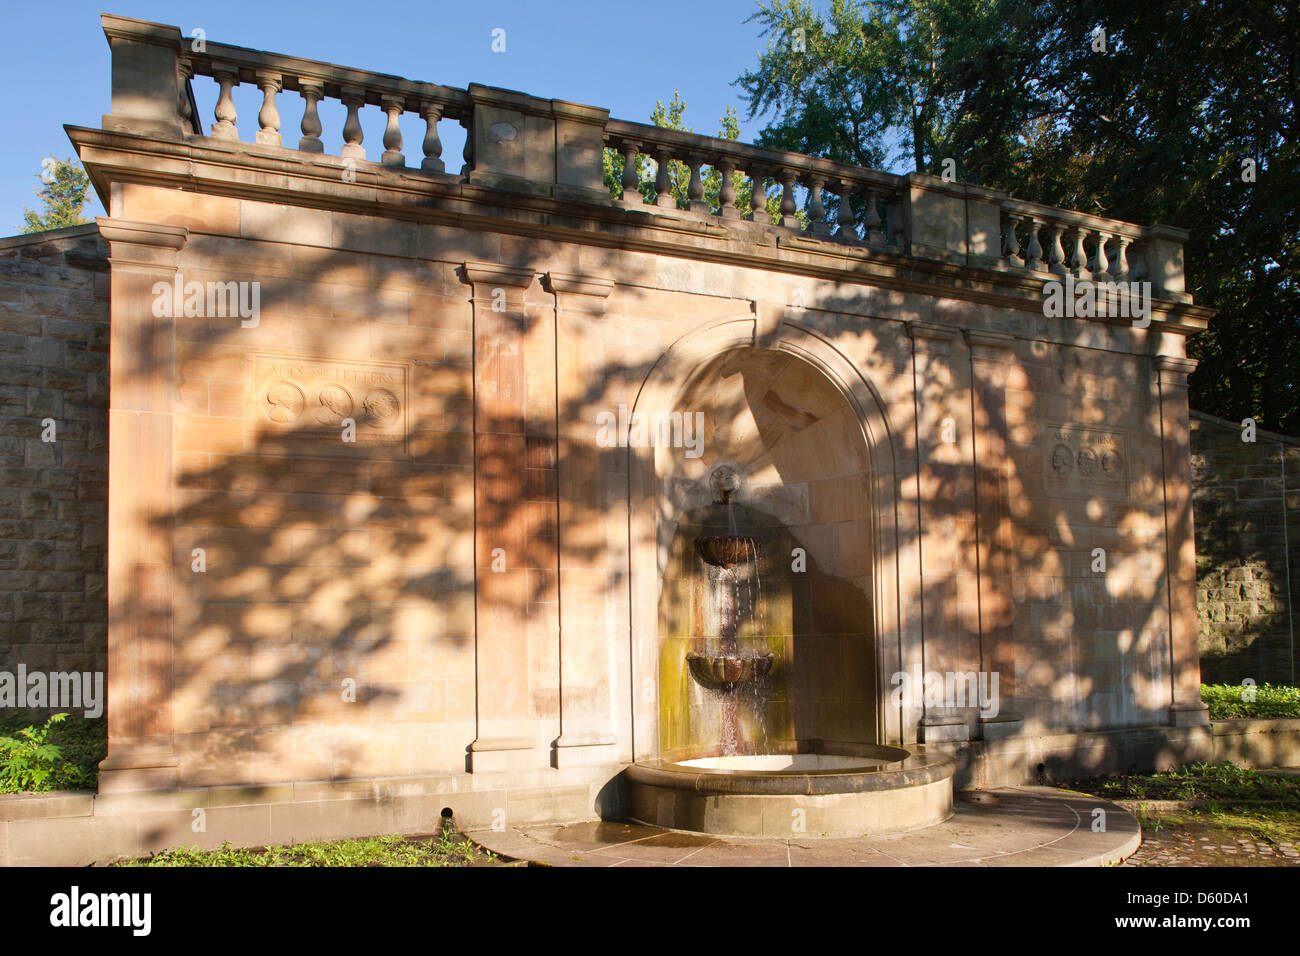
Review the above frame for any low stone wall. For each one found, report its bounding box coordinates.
[0,764,620,867]
[0,225,109,705]
[1191,411,1299,686]
[1209,717,1300,767]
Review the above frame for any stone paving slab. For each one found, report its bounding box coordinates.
[467,786,1140,867]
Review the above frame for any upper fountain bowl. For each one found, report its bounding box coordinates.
[696,534,757,568]
[686,652,773,690]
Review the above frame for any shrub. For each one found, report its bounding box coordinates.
[1202,683,1300,719]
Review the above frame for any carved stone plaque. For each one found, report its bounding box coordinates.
[247,351,410,458]
[1044,423,1128,498]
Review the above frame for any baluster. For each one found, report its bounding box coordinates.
[420,102,444,172]
[777,170,798,228]
[807,177,830,237]
[1069,226,1089,278]
[1003,214,1024,267]
[654,148,674,208]
[834,181,856,241]
[212,70,238,141]
[748,168,767,221]
[461,118,473,176]
[298,80,324,152]
[255,72,282,147]
[863,187,883,245]
[381,95,405,168]
[686,154,708,213]
[1111,236,1132,280]
[1091,231,1110,278]
[619,140,641,204]
[340,87,366,160]
[1047,222,1067,274]
[1025,218,1044,271]
[718,159,739,219]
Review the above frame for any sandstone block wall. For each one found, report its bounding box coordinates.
[0,226,109,701]
[1191,411,1298,685]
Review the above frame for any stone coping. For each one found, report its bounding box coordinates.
[0,767,615,823]
[626,744,955,796]
[1210,717,1300,735]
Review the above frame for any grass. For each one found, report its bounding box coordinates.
[0,712,106,794]
[1088,760,1299,804]
[1201,682,1300,719]
[114,830,500,867]
[1062,761,1300,854]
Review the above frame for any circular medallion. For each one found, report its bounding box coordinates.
[314,384,354,425]
[1077,447,1099,478]
[363,388,400,424]
[1101,449,1122,476]
[1051,444,1074,475]
[264,380,304,424]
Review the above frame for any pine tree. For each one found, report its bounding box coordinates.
[22,157,92,233]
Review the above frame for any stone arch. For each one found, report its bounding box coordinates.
[626,312,914,761]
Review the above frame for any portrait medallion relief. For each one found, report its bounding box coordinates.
[1076,447,1099,478]
[1051,443,1074,475]
[314,384,354,425]
[363,388,400,425]
[263,380,304,424]
[246,351,411,459]
[1044,423,1130,500]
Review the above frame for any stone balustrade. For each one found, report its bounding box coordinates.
[98,13,1189,300]
[604,119,906,247]
[997,200,1189,299]
[180,33,469,174]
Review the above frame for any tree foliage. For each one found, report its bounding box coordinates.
[22,156,92,234]
[604,92,789,223]
[736,0,1300,433]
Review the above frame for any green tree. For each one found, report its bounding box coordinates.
[22,156,92,233]
[735,0,1300,433]
[604,92,787,223]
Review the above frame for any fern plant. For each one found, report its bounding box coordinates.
[0,713,72,793]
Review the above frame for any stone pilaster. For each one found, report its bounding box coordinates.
[462,262,547,771]
[97,217,187,793]
[545,272,620,768]
[1156,354,1210,726]
[906,320,969,741]
[964,328,1020,725]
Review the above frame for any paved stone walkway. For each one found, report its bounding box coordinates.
[1121,830,1300,867]
[468,786,1140,867]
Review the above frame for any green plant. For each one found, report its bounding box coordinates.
[0,713,72,793]
[1201,683,1300,720]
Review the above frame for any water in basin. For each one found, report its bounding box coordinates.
[677,753,889,772]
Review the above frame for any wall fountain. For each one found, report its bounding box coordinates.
[627,463,956,838]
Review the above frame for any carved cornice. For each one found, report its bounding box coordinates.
[460,262,535,288]
[543,272,614,298]
[95,217,188,250]
[907,320,958,355]
[68,126,1215,337]
[964,327,1018,364]
[1154,354,1198,387]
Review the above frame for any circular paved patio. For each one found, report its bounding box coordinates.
[467,786,1140,867]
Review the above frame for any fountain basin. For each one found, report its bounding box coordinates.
[685,652,774,690]
[625,742,955,838]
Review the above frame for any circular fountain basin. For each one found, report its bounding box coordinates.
[625,743,955,838]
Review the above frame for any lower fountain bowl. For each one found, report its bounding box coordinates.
[625,742,955,838]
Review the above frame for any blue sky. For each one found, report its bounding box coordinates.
[0,0,792,233]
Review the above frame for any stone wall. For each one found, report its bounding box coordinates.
[1191,411,1299,685]
[0,225,110,706]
